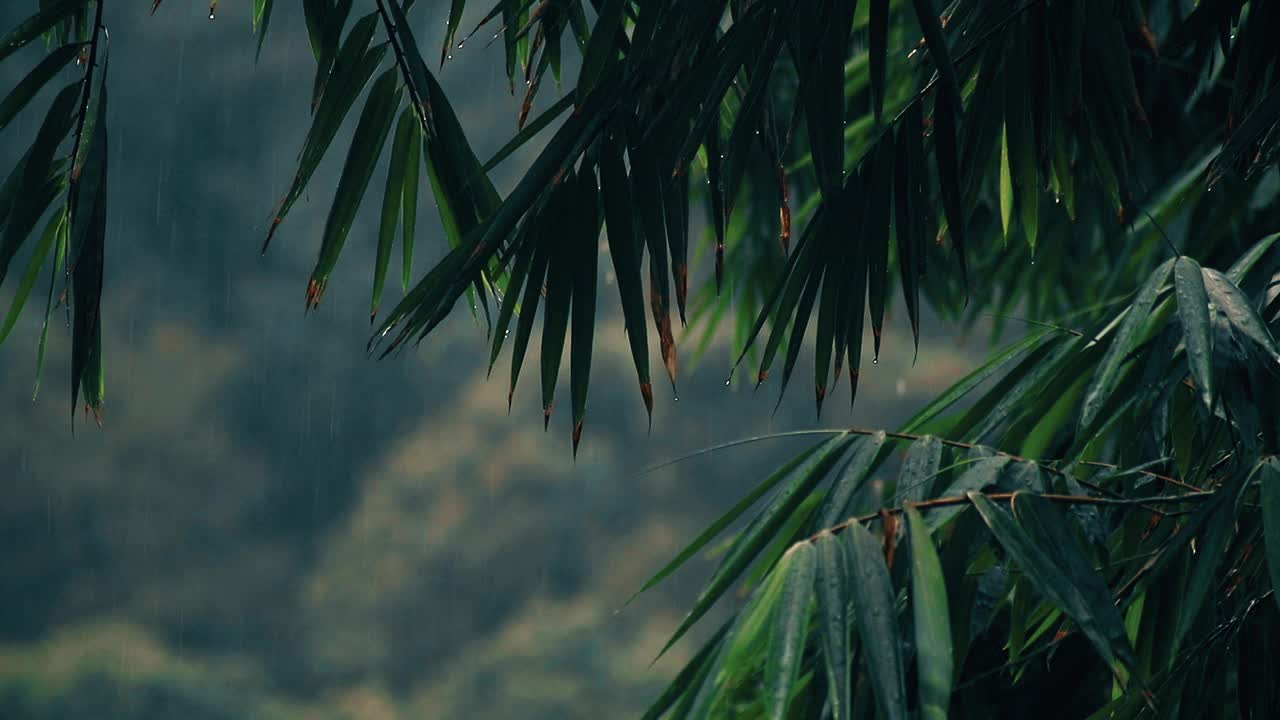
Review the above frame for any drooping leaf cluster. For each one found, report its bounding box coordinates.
[4,2,1280,716]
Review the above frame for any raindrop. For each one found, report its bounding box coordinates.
[872,357,878,364]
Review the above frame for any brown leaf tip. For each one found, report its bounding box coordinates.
[572,421,584,455]
[640,382,654,414]
[305,278,326,312]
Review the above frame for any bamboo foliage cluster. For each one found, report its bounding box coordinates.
[4,0,1280,716]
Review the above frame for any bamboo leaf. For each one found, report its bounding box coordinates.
[1080,258,1174,432]
[816,431,886,530]
[401,111,421,292]
[970,492,1138,682]
[0,42,81,131]
[541,185,575,427]
[765,542,816,720]
[373,106,415,319]
[0,208,63,345]
[1173,257,1213,412]
[932,88,966,285]
[910,0,961,114]
[306,68,402,309]
[576,0,625,105]
[267,16,384,249]
[906,505,952,720]
[570,167,598,452]
[867,137,892,361]
[845,521,907,720]
[1262,458,1280,613]
[0,0,86,64]
[508,238,550,407]
[897,434,943,504]
[815,534,851,720]
[601,129,653,417]
[867,0,888,122]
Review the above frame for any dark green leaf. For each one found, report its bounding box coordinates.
[1080,258,1174,431]
[306,68,402,309]
[373,106,415,319]
[0,0,87,65]
[971,492,1138,682]
[0,42,81,131]
[1173,257,1213,412]
[765,542,816,720]
[569,167,598,452]
[601,128,652,417]
[845,521,907,720]
[906,505,952,720]
[1262,458,1280,613]
[815,534,851,720]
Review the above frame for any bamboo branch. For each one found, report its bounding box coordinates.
[807,488,1213,544]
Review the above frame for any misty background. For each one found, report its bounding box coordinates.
[0,3,982,718]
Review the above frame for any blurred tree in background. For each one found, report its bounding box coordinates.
[3,0,1280,717]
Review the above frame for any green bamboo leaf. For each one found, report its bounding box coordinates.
[0,42,81,131]
[999,123,1013,241]
[400,111,421,292]
[894,104,924,351]
[906,506,952,720]
[910,0,961,114]
[867,0,888,122]
[776,261,823,409]
[1079,258,1174,431]
[481,93,573,172]
[1170,477,1234,657]
[1225,232,1279,285]
[755,222,822,384]
[1005,20,1038,254]
[601,129,652,417]
[1261,458,1280,613]
[489,224,536,374]
[657,434,851,657]
[441,0,466,66]
[640,621,732,720]
[540,191,575,426]
[0,0,87,64]
[816,431,887,530]
[576,0,625,105]
[253,0,274,59]
[630,442,828,604]
[0,208,63,345]
[897,435,943,504]
[902,331,1053,433]
[309,0,357,109]
[372,106,415,319]
[267,17,384,249]
[932,88,967,285]
[815,534,851,720]
[306,68,402,309]
[570,167,598,453]
[866,137,892,361]
[32,205,66,401]
[69,81,107,420]
[664,164,690,321]
[765,542,816,720]
[970,492,1138,682]
[813,251,839,414]
[508,238,550,407]
[1,80,79,286]
[845,522,907,720]
[1173,257,1213,412]
[1203,268,1280,361]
